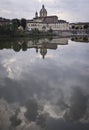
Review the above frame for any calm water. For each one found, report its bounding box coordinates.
[0,36,89,130]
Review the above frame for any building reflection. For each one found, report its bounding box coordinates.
[0,36,89,58]
[71,36,89,42]
[0,38,68,59]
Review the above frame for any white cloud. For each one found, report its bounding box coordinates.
[0,0,89,22]
[38,0,54,2]
[0,9,11,14]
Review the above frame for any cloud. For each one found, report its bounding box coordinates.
[0,38,89,129]
[37,0,54,2]
[0,0,89,22]
[0,85,89,130]
[0,9,11,14]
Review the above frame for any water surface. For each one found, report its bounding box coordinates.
[0,36,89,130]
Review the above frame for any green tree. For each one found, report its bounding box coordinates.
[16,19,21,27]
[11,19,19,36]
[12,19,18,27]
[13,42,21,52]
[21,18,26,30]
[0,24,12,35]
[22,41,27,51]
[12,19,20,27]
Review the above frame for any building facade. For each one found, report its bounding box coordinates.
[70,22,89,30]
[27,5,69,31]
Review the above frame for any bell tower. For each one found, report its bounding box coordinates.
[35,11,38,18]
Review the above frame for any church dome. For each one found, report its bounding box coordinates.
[40,5,47,17]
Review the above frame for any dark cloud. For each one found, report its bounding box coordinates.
[64,87,89,122]
[45,117,89,130]
[24,99,39,122]
[0,86,89,130]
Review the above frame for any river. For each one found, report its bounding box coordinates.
[0,36,89,130]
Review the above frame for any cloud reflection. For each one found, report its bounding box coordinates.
[0,38,89,129]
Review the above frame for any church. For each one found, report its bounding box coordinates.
[27,5,69,31]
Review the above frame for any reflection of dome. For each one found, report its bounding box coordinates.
[40,48,47,59]
[40,5,47,17]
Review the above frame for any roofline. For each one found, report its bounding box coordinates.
[70,22,89,24]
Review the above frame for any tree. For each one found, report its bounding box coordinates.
[22,41,27,51]
[72,26,75,29]
[84,24,89,30]
[75,26,79,30]
[12,19,20,27]
[11,19,18,35]
[0,24,12,35]
[16,19,21,27]
[13,42,21,52]
[48,28,53,33]
[21,18,26,30]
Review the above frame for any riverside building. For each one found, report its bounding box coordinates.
[27,5,69,32]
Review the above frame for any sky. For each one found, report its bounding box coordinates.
[0,0,89,23]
